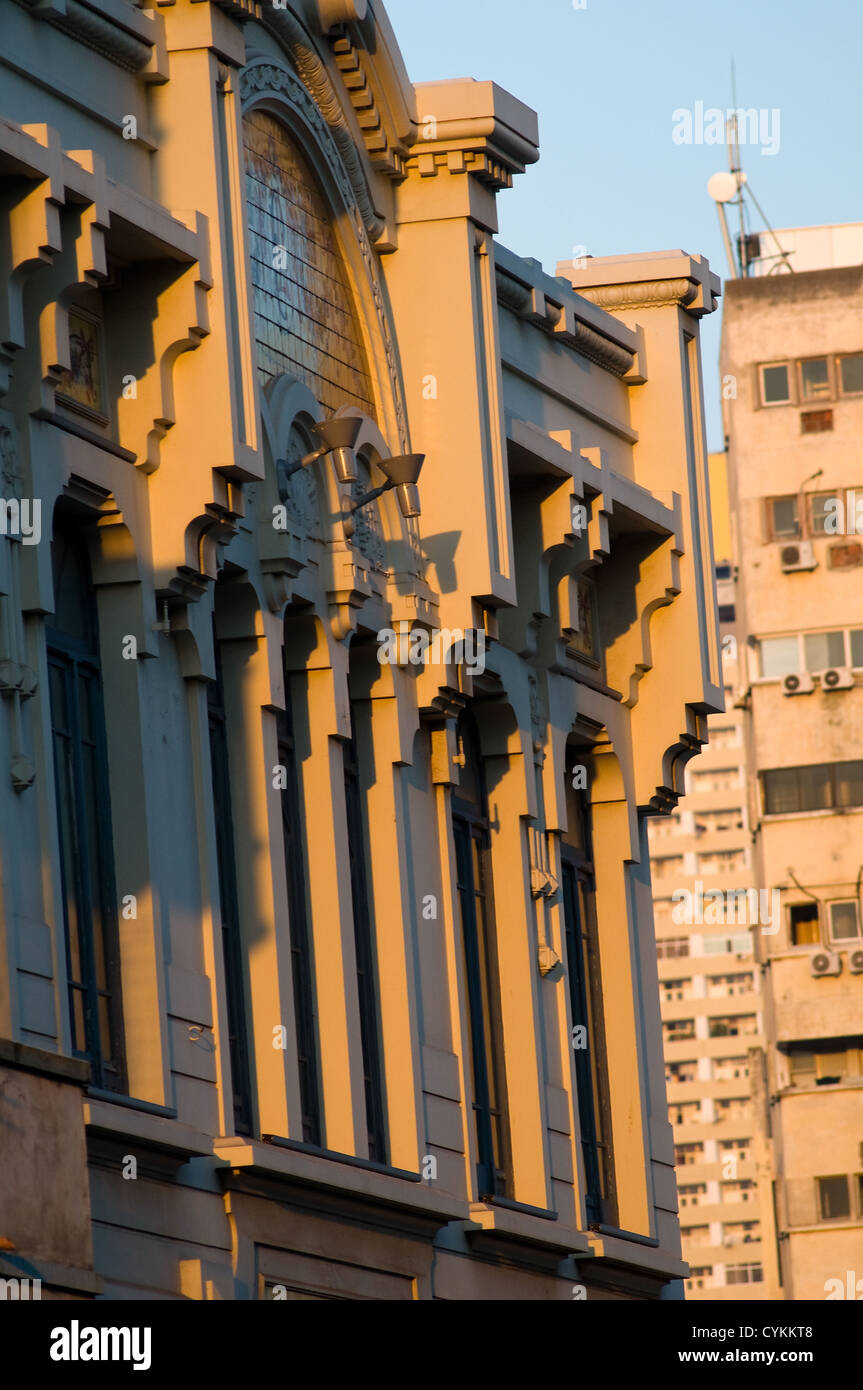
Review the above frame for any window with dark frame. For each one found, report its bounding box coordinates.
[799,357,831,401]
[760,363,791,405]
[817,1175,851,1222]
[788,903,820,947]
[452,711,510,1200]
[838,353,863,396]
[47,514,125,1092]
[762,760,863,814]
[343,704,387,1165]
[561,774,615,1226]
[208,626,254,1135]
[277,673,322,1148]
[767,496,800,540]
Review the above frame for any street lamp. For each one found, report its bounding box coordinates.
[277,416,362,488]
[341,453,425,540]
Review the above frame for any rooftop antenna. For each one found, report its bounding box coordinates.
[708,60,793,279]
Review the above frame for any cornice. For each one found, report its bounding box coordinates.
[329,33,407,181]
[495,266,636,377]
[578,278,699,313]
[14,0,158,73]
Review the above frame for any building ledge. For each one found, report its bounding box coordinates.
[586,1230,689,1280]
[213,1136,472,1232]
[84,1096,212,1168]
[0,1038,90,1086]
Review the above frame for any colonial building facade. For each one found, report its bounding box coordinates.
[0,0,720,1299]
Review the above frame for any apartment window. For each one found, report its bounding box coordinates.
[562,778,614,1224]
[702,932,752,956]
[726,1263,763,1285]
[714,1056,749,1081]
[838,352,863,396]
[760,629,857,677]
[343,705,387,1165]
[454,713,509,1199]
[760,362,791,405]
[722,1180,756,1203]
[803,630,846,671]
[723,1220,759,1244]
[662,978,689,1003]
[667,1060,697,1084]
[665,1019,696,1042]
[790,1040,863,1086]
[788,903,820,945]
[759,636,799,678]
[47,515,124,1092]
[715,564,732,580]
[718,603,735,622]
[686,1266,712,1291]
[276,679,321,1147]
[829,900,860,941]
[675,1143,705,1166]
[208,627,253,1135]
[810,488,863,536]
[766,496,800,539]
[799,357,831,401]
[657,936,690,960]
[709,1015,756,1039]
[818,1175,851,1222]
[708,973,753,998]
[679,1183,706,1208]
[683,1224,711,1247]
[763,760,863,814]
[720,1138,750,1160]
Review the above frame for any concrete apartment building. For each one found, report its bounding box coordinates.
[0,0,722,1300]
[721,229,863,1301]
[648,452,779,1300]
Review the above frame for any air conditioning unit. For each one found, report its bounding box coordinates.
[811,949,841,978]
[848,949,863,975]
[780,541,817,573]
[820,667,854,691]
[782,672,815,695]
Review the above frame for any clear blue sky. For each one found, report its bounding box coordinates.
[385,0,863,451]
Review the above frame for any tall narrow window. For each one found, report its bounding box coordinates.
[207,631,253,1135]
[277,678,321,1147]
[343,705,387,1163]
[452,713,509,1199]
[46,515,124,1091]
[561,776,615,1225]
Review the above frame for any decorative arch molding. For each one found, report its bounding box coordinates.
[240,58,409,456]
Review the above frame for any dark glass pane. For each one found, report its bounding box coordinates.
[763,767,800,814]
[208,649,254,1135]
[836,761,863,808]
[770,497,799,537]
[761,364,789,403]
[343,714,386,1164]
[47,518,123,1091]
[277,691,321,1149]
[819,1176,850,1220]
[800,358,830,400]
[839,354,863,395]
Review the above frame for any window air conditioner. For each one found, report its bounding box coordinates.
[820,667,854,691]
[780,541,817,573]
[848,948,863,975]
[782,672,815,695]
[810,949,841,978]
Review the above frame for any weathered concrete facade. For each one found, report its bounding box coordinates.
[0,0,720,1299]
[722,251,863,1300]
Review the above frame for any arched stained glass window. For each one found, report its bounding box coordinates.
[243,110,376,419]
